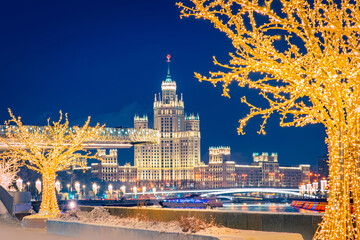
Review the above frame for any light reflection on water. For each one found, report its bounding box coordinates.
[221,203,319,213]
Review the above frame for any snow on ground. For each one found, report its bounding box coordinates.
[0,216,77,240]
[56,207,304,240]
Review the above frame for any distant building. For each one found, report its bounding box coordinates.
[194,150,310,189]
[195,147,236,188]
[318,155,329,179]
[133,56,200,188]
[90,149,310,189]
[89,57,311,189]
[91,149,118,181]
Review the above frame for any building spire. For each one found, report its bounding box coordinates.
[165,54,172,83]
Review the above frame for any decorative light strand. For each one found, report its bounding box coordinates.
[0,154,20,190]
[0,109,103,217]
[177,0,360,239]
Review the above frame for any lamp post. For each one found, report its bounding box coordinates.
[299,183,306,198]
[142,186,146,198]
[82,185,86,196]
[35,179,41,193]
[306,182,312,196]
[74,182,80,197]
[320,178,328,197]
[26,181,30,191]
[55,181,61,193]
[92,183,98,199]
[120,185,126,195]
[279,173,284,187]
[16,178,23,192]
[108,184,113,200]
[313,180,319,197]
[241,174,247,187]
[35,179,41,200]
[133,186,137,198]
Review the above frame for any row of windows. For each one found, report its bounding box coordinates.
[157,109,183,115]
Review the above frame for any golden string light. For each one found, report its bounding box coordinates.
[0,109,103,217]
[177,0,360,239]
[0,154,20,190]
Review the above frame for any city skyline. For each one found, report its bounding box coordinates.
[0,0,327,167]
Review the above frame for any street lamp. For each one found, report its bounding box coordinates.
[82,185,86,196]
[74,182,80,194]
[35,179,41,194]
[241,174,247,187]
[320,178,328,196]
[306,182,312,195]
[92,183,98,198]
[133,186,137,197]
[26,181,30,191]
[108,184,113,200]
[313,180,319,196]
[16,178,23,192]
[279,173,284,187]
[67,184,70,193]
[55,181,61,193]
[120,185,126,195]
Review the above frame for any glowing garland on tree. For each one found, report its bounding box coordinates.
[0,109,103,217]
[177,0,360,239]
[0,154,20,190]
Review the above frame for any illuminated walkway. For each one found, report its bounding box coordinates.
[0,125,159,149]
[126,187,310,198]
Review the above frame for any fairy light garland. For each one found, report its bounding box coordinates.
[0,109,103,217]
[177,0,360,239]
[0,154,20,190]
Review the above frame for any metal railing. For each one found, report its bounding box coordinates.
[0,125,160,145]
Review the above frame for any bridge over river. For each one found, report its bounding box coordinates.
[0,125,160,149]
[125,187,311,198]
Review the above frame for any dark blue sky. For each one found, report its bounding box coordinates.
[0,0,327,168]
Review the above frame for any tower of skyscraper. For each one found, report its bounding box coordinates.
[134,55,200,188]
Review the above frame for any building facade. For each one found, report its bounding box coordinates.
[90,148,310,189]
[195,150,310,189]
[318,155,329,179]
[89,58,310,189]
[195,147,236,188]
[134,56,200,188]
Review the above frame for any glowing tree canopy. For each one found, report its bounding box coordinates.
[0,109,102,217]
[177,0,360,239]
[0,154,20,190]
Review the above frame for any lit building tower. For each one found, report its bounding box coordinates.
[134,55,201,188]
[134,115,148,129]
[252,152,280,187]
[97,149,119,182]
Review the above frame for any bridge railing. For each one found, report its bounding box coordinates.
[0,125,160,145]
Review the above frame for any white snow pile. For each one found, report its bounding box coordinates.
[56,207,304,240]
[59,207,183,232]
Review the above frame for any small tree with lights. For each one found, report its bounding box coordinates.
[0,155,20,190]
[177,0,360,239]
[0,109,102,217]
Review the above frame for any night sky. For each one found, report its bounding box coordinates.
[0,0,327,168]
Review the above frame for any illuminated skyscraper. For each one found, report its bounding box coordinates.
[134,55,201,188]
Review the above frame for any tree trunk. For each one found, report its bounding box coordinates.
[314,123,360,239]
[38,171,60,217]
